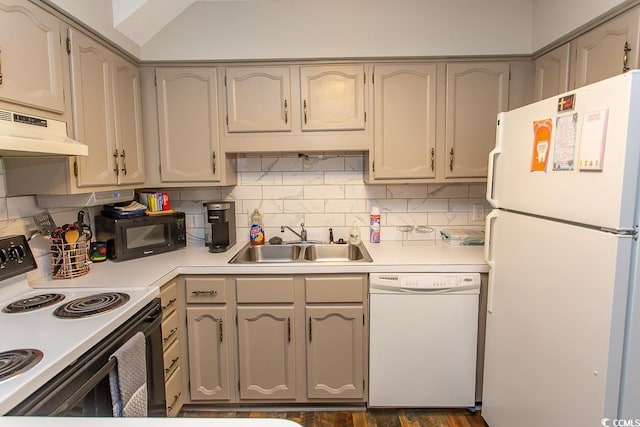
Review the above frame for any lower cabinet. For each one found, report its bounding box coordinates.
[237,305,296,399]
[182,273,367,405]
[185,277,233,401]
[306,306,364,399]
[305,276,366,400]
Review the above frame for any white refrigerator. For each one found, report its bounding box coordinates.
[483,70,640,427]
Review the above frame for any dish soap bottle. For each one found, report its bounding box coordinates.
[370,207,381,243]
[249,209,265,246]
[349,222,361,245]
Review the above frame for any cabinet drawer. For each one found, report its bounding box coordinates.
[163,339,181,380]
[305,276,365,303]
[162,310,179,351]
[165,366,184,417]
[160,280,178,318]
[186,277,227,303]
[236,277,295,303]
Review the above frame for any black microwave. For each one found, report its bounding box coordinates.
[95,212,186,261]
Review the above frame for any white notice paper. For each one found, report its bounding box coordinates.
[553,113,578,171]
[578,109,609,171]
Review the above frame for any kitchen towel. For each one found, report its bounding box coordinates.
[109,332,148,417]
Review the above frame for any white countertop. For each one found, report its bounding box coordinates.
[29,240,488,290]
[0,418,301,426]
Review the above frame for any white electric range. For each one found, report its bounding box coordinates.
[0,235,158,416]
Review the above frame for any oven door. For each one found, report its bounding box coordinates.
[7,299,166,417]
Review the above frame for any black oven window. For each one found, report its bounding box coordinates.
[126,224,166,249]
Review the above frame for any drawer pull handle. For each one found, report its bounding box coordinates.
[192,290,218,296]
[308,316,312,342]
[287,317,291,342]
[163,327,178,344]
[219,319,224,343]
[167,392,182,412]
[164,356,180,374]
[162,298,176,311]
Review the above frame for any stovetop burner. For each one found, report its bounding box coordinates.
[53,292,130,318]
[0,349,43,382]
[2,293,66,313]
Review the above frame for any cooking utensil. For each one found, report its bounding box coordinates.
[32,211,57,236]
[77,210,92,240]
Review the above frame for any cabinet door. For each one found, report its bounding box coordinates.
[445,62,509,178]
[0,0,65,113]
[156,67,221,182]
[372,64,437,180]
[306,306,364,399]
[186,306,231,400]
[534,43,571,101]
[225,66,291,132]
[68,28,117,187]
[112,56,145,185]
[575,7,640,88]
[300,65,366,131]
[237,306,296,399]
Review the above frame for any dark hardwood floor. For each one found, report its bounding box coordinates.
[179,408,488,427]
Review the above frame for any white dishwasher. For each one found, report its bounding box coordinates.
[369,272,480,408]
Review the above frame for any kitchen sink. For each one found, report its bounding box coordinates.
[303,244,372,262]
[228,242,372,264]
[229,244,303,263]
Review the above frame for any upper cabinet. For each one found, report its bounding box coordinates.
[225,66,291,133]
[299,65,366,131]
[366,61,510,183]
[0,0,66,114]
[155,67,235,184]
[221,64,370,153]
[575,6,640,88]
[371,64,437,180]
[445,62,509,179]
[69,28,145,187]
[534,6,640,100]
[534,43,572,101]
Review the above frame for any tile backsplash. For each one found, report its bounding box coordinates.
[0,154,488,279]
[172,153,488,246]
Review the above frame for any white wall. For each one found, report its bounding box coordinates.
[531,0,628,50]
[140,0,532,60]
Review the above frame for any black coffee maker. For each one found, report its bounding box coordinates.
[204,201,236,252]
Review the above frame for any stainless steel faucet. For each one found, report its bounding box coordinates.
[281,223,307,241]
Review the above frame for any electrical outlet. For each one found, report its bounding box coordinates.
[472,204,485,221]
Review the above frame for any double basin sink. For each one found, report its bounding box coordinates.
[229,242,373,264]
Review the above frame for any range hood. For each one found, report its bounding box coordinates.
[0,109,88,157]
[37,189,135,208]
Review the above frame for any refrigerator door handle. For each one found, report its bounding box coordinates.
[486,113,505,208]
[485,210,498,313]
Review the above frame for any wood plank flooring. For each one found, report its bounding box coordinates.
[179,408,488,427]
